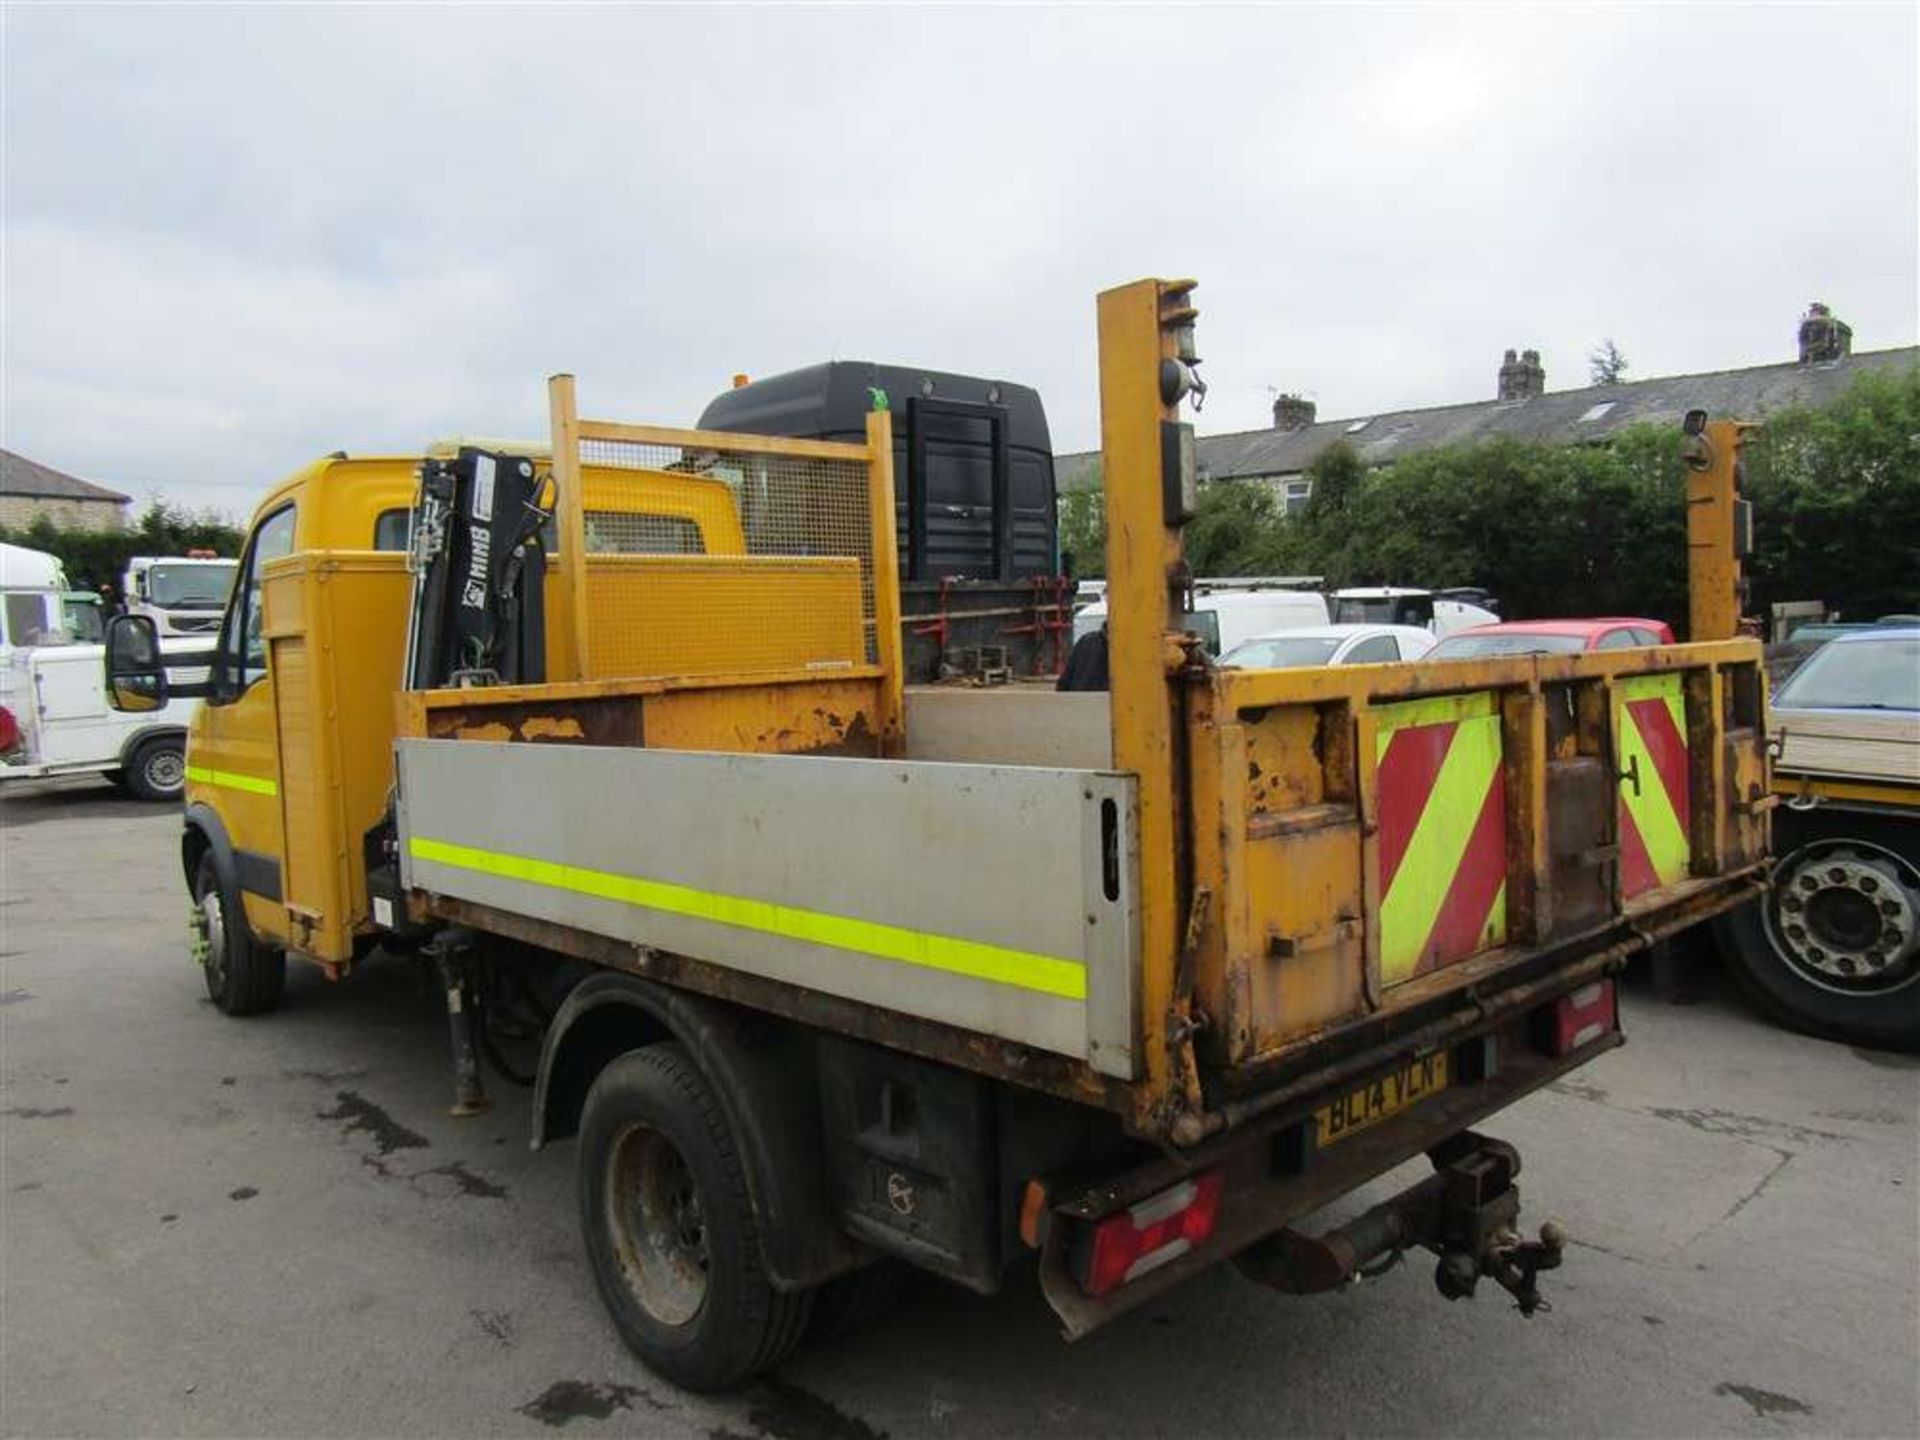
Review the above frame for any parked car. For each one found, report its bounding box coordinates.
[1767,615,1919,689]
[1427,618,1675,661]
[1217,623,1437,670]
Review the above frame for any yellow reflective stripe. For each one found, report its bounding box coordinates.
[409,835,1088,1001]
[184,764,278,798]
[1378,710,1504,984]
[1618,676,1689,885]
[1374,690,1497,744]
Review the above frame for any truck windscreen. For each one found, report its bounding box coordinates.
[149,564,238,609]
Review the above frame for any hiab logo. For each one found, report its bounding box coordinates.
[461,523,492,610]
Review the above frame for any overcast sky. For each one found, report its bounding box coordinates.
[5,3,1915,517]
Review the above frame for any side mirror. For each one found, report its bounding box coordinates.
[106,614,168,713]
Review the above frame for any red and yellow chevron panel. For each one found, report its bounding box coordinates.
[1374,692,1508,986]
[1617,674,1692,898]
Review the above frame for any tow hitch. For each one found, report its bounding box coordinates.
[1236,1132,1565,1315]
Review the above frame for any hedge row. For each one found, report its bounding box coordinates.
[1060,368,1919,635]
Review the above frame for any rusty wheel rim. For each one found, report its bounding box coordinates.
[604,1122,709,1327]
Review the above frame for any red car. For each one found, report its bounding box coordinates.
[1427,617,1676,661]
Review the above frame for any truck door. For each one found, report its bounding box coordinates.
[189,504,297,945]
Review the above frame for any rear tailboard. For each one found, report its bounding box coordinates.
[1187,641,1770,1074]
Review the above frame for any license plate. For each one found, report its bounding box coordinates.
[1315,1051,1450,1148]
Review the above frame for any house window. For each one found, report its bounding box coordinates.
[1282,478,1313,518]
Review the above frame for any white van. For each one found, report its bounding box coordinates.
[1072,587,1329,655]
[2,543,79,719]
[1,542,73,651]
[1329,586,1500,637]
[1,542,207,800]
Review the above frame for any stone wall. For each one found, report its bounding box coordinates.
[0,495,128,532]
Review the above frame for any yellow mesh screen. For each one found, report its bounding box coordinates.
[577,436,876,671]
[583,555,864,680]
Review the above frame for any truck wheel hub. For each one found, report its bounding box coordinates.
[1773,845,1919,989]
[605,1123,709,1327]
[198,890,225,975]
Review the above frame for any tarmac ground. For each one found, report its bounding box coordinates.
[3,778,1917,1438]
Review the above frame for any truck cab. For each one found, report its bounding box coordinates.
[125,554,242,637]
[137,448,752,964]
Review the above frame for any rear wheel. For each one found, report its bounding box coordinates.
[578,1044,811,1391]
[194,852,285,1016]
[123,734,186,803]
[1715,813,1920,1052]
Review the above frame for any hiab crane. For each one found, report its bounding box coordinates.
[106,278,1771,1390]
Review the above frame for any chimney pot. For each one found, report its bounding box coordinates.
[1272,393,1317,431]
[1798,302,1852,364]
[1498,346,1546,401]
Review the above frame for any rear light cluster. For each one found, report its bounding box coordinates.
[1547,979,1617,1055]
[1070,1171,1223,1298]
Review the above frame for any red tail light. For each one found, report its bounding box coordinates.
[1072,1171,1224,1297]
[1548,979,1617,1055]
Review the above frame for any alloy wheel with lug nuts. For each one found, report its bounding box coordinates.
[1771,844,1919,994]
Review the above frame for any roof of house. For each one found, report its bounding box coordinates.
[0,449,133,504]
[1056,346,1919,491]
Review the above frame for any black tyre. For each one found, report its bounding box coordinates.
[578,1044,811,1391]
[806,1260,909,1346]
[123,734,186,803]
[194,852,285,1016]
[1714,811,1920,1053]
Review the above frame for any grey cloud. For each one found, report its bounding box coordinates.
[4,4,1914,517]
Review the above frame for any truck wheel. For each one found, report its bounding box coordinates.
[1714,818,1920,1053]
[124,735,186,803]
[578,1044,811,1392]
[194,853,285,1016]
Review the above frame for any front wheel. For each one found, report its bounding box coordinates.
[194,852,285,1016]
[1715,819,1920,1053]
[577,1044,811,1391]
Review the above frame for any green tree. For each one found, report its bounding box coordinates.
[1739,367,1920,620]
[1057,470,1106,579]
[1588,339,1630,386]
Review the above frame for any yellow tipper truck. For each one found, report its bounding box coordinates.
[107,279,1773,1390]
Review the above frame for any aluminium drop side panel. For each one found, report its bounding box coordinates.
[396,739,1140,1078]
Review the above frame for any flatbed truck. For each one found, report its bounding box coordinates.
[1715,626,1919,1048]
[107,278,1772,1390]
